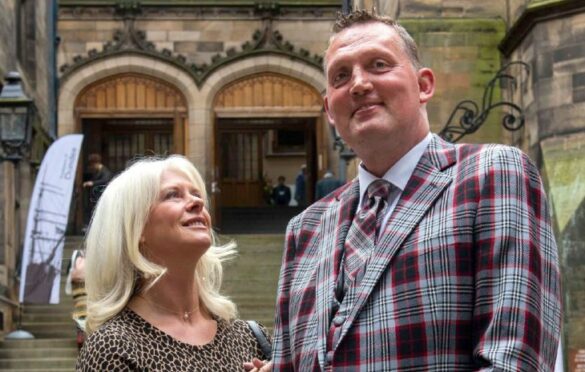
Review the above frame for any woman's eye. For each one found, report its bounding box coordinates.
[163,190,179,200]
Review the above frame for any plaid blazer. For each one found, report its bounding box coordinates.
[272,135,561,371]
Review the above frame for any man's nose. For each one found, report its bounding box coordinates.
[349,68,372,96]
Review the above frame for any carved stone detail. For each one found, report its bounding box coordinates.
[60,19,324,88]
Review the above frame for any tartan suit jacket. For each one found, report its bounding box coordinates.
[272,135,561,371]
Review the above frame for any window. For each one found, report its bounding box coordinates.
[269,128,305,155]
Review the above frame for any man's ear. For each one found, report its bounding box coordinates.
[418,68,435,104]
[324,95,336,125]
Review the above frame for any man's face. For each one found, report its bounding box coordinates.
[324,22,434,158]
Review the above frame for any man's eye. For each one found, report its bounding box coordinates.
[332,72,348,85]
[373,60,389,69]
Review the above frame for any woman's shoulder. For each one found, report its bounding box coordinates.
[220,319,272,360]
[76,310,141,371]
[228,319,270,338]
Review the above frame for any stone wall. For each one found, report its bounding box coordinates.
[0,0,16,273]
[0,0,17,75]
[404,18,505,143]
[503,4,585,369]
[0,0,55,334]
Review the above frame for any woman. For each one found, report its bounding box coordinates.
[64,249,86,350]
[77,156,270,371]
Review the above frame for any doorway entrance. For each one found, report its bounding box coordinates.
[212,72,324,233]
[216,118,317,233]
[73,73,188,232]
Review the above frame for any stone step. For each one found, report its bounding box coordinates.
[21,312,72,323]
[18,329,76,339]
[0,347,78,359]
[0,369,73,372]
[0,358,76,370]
[20,322,76,334]
[0,339,76,349]
[21,305,73,314]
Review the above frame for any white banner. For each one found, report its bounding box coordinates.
[18,134,83,304]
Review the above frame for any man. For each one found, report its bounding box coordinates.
[315,170,343,200]
[294,164,307,206]
[272,175,292,206]
[82,153,112,225]
[270,10,561,371]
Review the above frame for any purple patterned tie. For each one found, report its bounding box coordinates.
[362,179,393,242]
[342,179,392,289]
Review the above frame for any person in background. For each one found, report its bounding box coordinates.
[267,9,561,371]
[271,176,292,206]
[64,249,86,351]
[293,165,307,207]
[82,153,112,201]
[77,155,270,371]
[315,170,343,200]
[82,153,112,227]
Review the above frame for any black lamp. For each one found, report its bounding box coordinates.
[0,72,32,162]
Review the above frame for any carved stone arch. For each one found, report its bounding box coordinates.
[75,73,187,113]
[199,55,326,111]
[58,54,199,138]
[214,72,322,117]
[208,64,330,226]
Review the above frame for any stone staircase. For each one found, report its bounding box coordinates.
[0,233,284,370]
[0,236,82,371]
[221,234,284,329]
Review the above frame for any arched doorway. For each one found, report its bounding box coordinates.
[74,73,188,230]
[213,72,324,233]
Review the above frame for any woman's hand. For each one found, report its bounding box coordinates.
[243,358,272,372]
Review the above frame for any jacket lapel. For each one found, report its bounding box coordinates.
[314,180,359,369]
[334,135,457,350]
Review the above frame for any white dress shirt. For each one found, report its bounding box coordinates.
[357,133,432,233]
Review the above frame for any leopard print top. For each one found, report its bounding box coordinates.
[76,308,269,371]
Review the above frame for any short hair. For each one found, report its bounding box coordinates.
[84,155,237,333]
[325,9,421,70]
[87,153,102,165]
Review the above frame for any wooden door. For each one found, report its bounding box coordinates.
[101,119,173,173]
[83,118,174,174]
[218,130,264,207]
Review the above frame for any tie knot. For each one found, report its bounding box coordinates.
[366,179,392,204]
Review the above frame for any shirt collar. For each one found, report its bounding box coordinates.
[357,133,432,208]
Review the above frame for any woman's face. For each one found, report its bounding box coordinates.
[140,169,212,264]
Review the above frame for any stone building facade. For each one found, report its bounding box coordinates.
[57,0,507,223]
[0,0,56,333]
[500,1,585,370]
[0,0,581,369]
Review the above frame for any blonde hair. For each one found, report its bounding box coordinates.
[84,155,237,333]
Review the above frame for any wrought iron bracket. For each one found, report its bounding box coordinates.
[438,61,529,143]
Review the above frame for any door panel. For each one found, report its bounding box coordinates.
[99,119,174,174]
[219,131,263,207]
